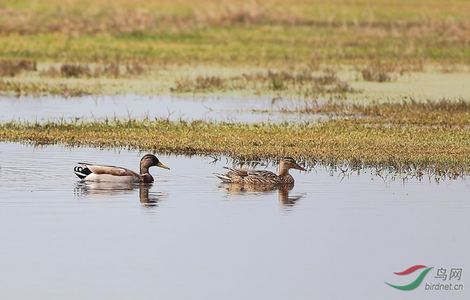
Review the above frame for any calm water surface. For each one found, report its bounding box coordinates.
[0,142,468,299]
[0,95,325,123]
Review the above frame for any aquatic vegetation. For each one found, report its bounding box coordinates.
[40,62,149,79]
[2,99,467,176]
[0,0,468,177]
[1,115,468,177]
[172,76,226,93]
[360,66,393,82]
[0,59,36,77]
[0,79,92,97]
[244,69,356,94]
[279,99,470,127]
[60,64,92,78]
[169,69,357,97]
[358,61,417,82]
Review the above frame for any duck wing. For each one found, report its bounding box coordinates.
[244,170,280,185]
[214,167,249,183]
[225,167,249,177]
[215,167,280,185]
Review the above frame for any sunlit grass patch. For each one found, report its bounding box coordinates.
[1,117,468,178]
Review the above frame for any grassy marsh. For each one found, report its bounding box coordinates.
[1,112,468,177]
[0,63,361,97]
[0,0,469,177]
[2,62,470,100]
[1,0,470,66]
[1,0,470,97]
[279,99,470,127]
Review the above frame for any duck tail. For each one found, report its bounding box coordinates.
[74,165,91,179]
[214,173,232,183]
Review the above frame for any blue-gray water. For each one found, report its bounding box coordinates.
[0,142,468,299]
[0,95,325,123]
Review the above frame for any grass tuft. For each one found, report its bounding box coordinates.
[60,64,92,78]
[0,79,91,97]
[171,76,226,92]
[0,59,37,77]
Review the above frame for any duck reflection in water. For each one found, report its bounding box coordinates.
[74,181,162,206]
[221,183,304,207]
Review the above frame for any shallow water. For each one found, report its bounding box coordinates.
[0,142,468,299]
[0,95,324,123]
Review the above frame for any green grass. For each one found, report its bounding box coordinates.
[1,0,470,97]
[3,98,468,177]
[0,26,468,66]
[0,0,470,66]
[1,116,468,178]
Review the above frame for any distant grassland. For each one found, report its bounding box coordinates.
[1,100,469,177]
[1,0,470,97]
[1,1,469,177]
[0,0,470,66]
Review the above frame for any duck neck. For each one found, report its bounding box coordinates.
[141,173,154,183]
[278,164,290,177]
[140,165,149,175]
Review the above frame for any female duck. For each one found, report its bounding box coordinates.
[215,157,305,185]
[74,154,169,183]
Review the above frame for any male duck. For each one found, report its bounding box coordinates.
[215,157,305,185]
[74,154,169,183]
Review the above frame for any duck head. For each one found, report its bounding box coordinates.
[140,154,170,174]
[279,157,306,173]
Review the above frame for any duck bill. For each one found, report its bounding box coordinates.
[157,161,170,170]
[294,163,306,171]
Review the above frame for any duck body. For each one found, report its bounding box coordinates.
[74,154,169,183]
[74,163,151,183]
[215,157,305,186]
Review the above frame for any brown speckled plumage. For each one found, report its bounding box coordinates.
[215,157,306,186]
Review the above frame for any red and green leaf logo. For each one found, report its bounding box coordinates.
[385,265,433,291]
